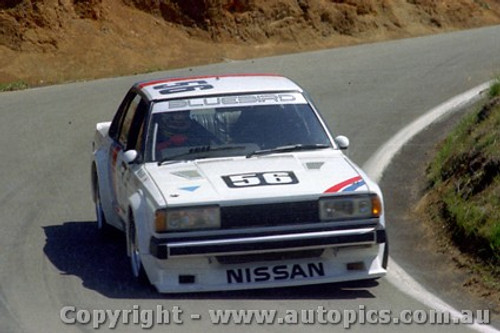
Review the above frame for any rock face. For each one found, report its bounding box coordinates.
[1,0,500,85]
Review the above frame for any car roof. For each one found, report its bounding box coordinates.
[134,74,303,101]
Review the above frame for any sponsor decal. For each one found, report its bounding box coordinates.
[324,176,365,193]
[179,186,200,192]
[165,93,303,110]
[226,262,325,284]
[222,171,299,188]
[137,168,148,181]
[110,145,120,171]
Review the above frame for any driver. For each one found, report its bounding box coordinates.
[156,111,215,150]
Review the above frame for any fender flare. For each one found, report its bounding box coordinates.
[91,150,116,227]
[91,149,110,200]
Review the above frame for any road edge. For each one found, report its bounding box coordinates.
[362,81,497,333]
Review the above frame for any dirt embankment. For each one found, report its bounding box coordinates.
[1,0,500,86]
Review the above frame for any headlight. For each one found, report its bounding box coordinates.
[319,194,382,221]
[155,206,220,232]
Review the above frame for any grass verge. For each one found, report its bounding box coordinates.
[0,81,29,92]
[423,78,500,290]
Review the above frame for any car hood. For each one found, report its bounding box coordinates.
[145,150,370,206]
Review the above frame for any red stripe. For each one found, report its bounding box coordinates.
[324,176,362,193]
[137,73,282,88]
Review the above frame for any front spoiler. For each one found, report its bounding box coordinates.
[142,243,388,293]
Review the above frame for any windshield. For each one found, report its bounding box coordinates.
[145,93,332,162]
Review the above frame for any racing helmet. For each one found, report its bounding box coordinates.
[161,111,191,132]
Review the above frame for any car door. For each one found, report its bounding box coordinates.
[108,92,148,223]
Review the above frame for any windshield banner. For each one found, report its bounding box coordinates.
[153,93,307,112]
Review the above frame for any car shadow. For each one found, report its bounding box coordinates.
[43,221,378,300]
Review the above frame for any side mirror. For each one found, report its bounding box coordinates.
[335,136,350,150]
[124,150,139,164]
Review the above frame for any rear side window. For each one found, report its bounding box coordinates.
[109,91,149,155]
[118,95,142,147]
[109,92,132,141]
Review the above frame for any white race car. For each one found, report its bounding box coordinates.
[91,74,388,293]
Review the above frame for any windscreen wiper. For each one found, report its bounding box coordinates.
[246,144,330,158]
[158,145,246,166]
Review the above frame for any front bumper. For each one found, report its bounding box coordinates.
[142,242,387,293]
[150,221,386,259]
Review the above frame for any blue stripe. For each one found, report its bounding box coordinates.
[342,181,366,192]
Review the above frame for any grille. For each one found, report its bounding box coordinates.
[221,201,319,229]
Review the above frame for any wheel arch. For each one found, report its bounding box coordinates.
[125,190,148,257]
[91,148,111,204]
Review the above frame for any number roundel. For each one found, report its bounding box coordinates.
[222,171,299,188]
[153,80,214,95]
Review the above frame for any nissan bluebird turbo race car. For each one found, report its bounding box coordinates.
[91,74,388,293]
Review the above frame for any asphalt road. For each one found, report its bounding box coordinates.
[1,25,499,333]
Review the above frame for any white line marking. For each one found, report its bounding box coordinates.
[363,81,497,333]
[364,81,491,183]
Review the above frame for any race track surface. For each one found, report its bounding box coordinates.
[1,25,499,333]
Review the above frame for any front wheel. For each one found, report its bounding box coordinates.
[95,182,113,237]
[128,217,149,284]
[382,241,389,269]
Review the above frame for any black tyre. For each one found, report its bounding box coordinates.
[94,181,113,237]
[382,241,389,269]
[128,216,149,285]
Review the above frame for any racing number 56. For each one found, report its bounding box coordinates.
[153,80,214,95]
[223,171,299,188]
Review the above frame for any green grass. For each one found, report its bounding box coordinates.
[0,80,29,92]
[426,79,500,265]
[489,77,500,98]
